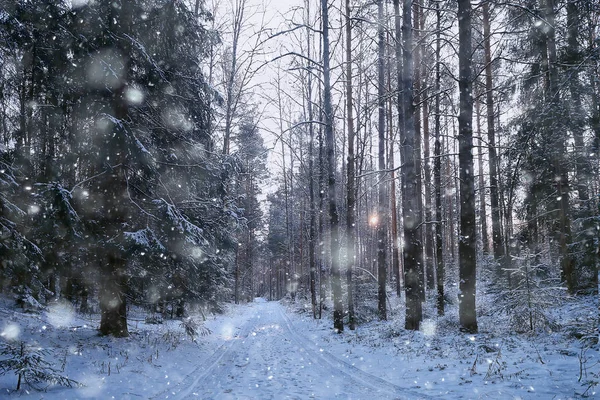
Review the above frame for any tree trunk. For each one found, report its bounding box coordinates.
[99,256,129,337]
[345,0,356,329]
[458,0,478,333]
[543,0,574,293]
[434,0,445,316]
[482,2,504,271]
[318,90,326,319]
[322,0,344,333]
[222,0,246,155]
[390,115,402,297]
[567,0,595,290]
[588,47,600,292]
[422,16,434,291]
[475,97,489,253]
[307,0,318,318]
[376,0,387,321]
[98,1,131,338]
[398,0,423,330]
[235,247,240,304]
[413,0,425,301]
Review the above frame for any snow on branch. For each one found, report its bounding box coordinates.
[124,228,165,251]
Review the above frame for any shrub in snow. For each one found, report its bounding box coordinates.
[0,340,79,391]
[161,329,183,350]
[180,317,211,342]
[482,348,507,380]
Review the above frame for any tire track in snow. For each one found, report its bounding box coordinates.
[277,304,434,400]
[186,303,377,399]
[149,312,255,400]
[151,302,434,399]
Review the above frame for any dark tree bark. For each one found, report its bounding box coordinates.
[434,0,445,316]
[413,0,425,301]
[306,0,318,318]
[397,0,423,330]
[566,0,596,290]
[376,0,387,321]
[98,89,130,338]
[96,1,132,338]
[542,0,574,293]
[345,0,356,329]
[318,86,326,319]
[588,35,600,292]
[322,0,344,333]
[458,0,478,333]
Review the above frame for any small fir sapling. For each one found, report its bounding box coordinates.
[495,250,560,333]
[0,340,79,391]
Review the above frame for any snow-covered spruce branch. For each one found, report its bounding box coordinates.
[0,341,80,391]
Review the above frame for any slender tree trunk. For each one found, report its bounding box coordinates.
[235,248,240,304]
[567,0,595,290]
[276,72,292,299]
[289,128,296,300]
[445,123,456,263]
[458,0,478,333]
[434,0,445,316]
[318,92,326,319]
[589,51,600,292]
[421,8,434,290]
[391,1,403,298]
[475,97,489,253]
[222,0,246,155]
[306,0,318,317]
[398,0,423,330]
[390,112,402,297]
[376,0,388,321]
[413,0,425,300]
[482,2,505,278]
[345,0,356,329]
[322,0,344,332]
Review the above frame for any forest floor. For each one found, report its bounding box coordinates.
[0,292,597,399]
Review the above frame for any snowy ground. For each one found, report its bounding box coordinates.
[0,295,597,399]
[285,294,598,400]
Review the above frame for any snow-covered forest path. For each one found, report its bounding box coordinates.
[152,301,425,400]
